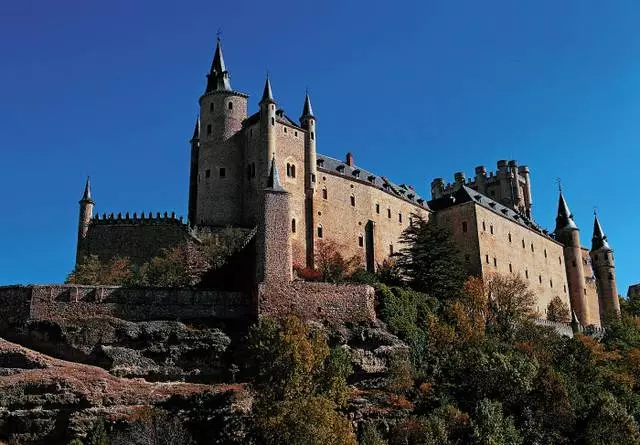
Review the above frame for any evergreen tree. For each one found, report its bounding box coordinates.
[88,418,109,445]
[396,215,467,300]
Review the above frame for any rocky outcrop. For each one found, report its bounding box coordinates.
[18,318,234,381]
[0,338,251,445]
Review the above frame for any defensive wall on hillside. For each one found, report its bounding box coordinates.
[0,282,377,329]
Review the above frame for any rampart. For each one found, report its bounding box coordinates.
[0,285,253,328]
[258,281,376,323]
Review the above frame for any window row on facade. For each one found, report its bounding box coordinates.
[478,253,567,293]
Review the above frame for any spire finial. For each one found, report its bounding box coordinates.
[216,28,222,41]
[80,176,93,203]
[591,211,611,251]
[260,75,275,104]
[556,177,562,193]
[555,187,577,232]
[300,90,315,120]
[205,35,231,92]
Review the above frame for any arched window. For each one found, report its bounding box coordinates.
[286,163,291,177]
[375,203,380,214]
[350,195,355,207]
[292,219,296,233]
[317,225,323,238]
[291,164,296,178]
[322,187,327,200]
[228,102,233,110]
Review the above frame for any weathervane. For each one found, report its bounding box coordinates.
[216,28,222,41]
[556,177,562,193]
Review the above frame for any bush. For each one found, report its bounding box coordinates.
[547,296,570,323]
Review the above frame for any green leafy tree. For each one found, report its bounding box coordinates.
[68,439,84,445]
[485,274,536,341]
[88,417,109,445]
[547,296,570,323]
[396,215,466,300]
[360,423,387,445]
[248,316,356,445]
[137,241,209,288]
[471,399,522,445]
[585,392,640,445]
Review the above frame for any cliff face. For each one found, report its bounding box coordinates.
[0,338,252,444]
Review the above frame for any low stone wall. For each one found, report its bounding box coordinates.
[258,281,376,323]
[0,285,253,325]
[0,286,32,330]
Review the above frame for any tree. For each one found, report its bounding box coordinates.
[137,241,209,287]
[547,296,570,323]
[110,408,193,445]
[88,417,109,445]
[67,255,134,286]
[396,215,466,300]
[471,399,522,445]
[585,392,640,445]
[485,274,536,340]
[314,239,361,283]
[248,316,356,445]
[360,423,387,445]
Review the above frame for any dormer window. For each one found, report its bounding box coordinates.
[337,165,345,173]
[368,175,376,183]
[352,169,361,178]
[317,159,324,167]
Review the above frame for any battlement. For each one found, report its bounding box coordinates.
[431,159,533,219]
[91,211,186,226]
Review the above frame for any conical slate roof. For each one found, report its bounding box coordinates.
[300,92,314,120]
[80,177,93,203]
[591,214,611,251]
[205,38,232,92]
[191,116,200,142]
[555,192,578,232]
[260,76,274,104]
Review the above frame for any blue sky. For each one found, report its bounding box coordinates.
[0,0,638,294]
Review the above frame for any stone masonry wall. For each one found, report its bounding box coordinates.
[0,285,252,326]
[81,219,195,265]
[258,281,376,324]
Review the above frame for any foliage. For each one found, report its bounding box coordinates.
[197,227,248,269]
[485,274,536,341]
[547,296,571,323]
[110,408,193,445]
[471,399,522,445]
[248,316,356,444]
[359,423,387,445]
[87,418,109,445]
[68,439,84,445]
[137,242,209,287]
[396,215,467,300]
[314,239,362,283]
[66,255,134,286]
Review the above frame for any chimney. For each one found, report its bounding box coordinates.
[346,152,354,167]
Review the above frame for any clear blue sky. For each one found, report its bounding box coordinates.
[1,0,638,294]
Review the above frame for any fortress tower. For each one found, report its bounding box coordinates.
[554,191,590,325]
[76,178,94,263]
[192,38,249,226]
[590,214,621,319]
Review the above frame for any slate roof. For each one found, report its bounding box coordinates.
[591,215,611,251]
[316,154,429,209]
[243,110,302,129]
[428,185,556,240]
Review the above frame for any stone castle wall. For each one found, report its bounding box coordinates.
[0,285,252,327]
[258,281,376,323]
[435,201,572,317]
[80,217,195,265]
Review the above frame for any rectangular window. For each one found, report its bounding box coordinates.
[376,203,380,214]
[482,221,486,231]
[399,213,402,223]
[207,124,212,135]
[462,221,468,233]
[485,255,489,264]
[387,209,391,218]
[490,225,494,235]
[205,169,211,178]
[525,270,529,279]
[219,167,226,178]
[493,257,497,267]
[358,235,364,247]
[389,244,394,255]
[509,263,513,273]
[465,254,470,262]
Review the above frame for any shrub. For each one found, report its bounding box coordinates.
[547,296,570,323]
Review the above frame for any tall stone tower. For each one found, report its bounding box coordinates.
[590,214,621,319]
[187,117,200,225]
[300,93,317,267]
[76,178,94,263]
[193,38,248,226]
[555,191,589,325]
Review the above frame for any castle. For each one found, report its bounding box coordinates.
[75,38,620,327]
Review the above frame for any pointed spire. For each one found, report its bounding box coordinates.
[260,75,275,105]
[571,310,582,334]
[591,213,611,251]
[205,37,231,92]
[555,191,577,232]
[190,116,200,142]
[80,177,93,203]
[300,91,315,120]
[266,155,284,191]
